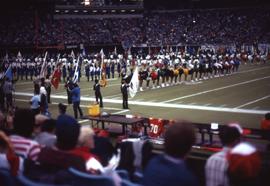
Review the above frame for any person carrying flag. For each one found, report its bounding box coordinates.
[51,63,61,89]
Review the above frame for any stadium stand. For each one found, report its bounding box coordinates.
[0,8,270,48]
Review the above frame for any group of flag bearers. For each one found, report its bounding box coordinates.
[0,46,269,114]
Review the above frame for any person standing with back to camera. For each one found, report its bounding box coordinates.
[71,83,83,119]
[93,79,103,108]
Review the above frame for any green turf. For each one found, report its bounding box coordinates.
[13,62,270,129]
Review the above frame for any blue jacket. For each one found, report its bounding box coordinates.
[71,87,80,103]
[142,154,198,186]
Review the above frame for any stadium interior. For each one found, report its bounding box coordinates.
[0,0,270,186]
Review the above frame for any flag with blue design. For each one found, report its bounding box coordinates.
[5,66,12,80]
[73,55,80,83]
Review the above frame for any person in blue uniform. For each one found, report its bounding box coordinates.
[71,83,83,119]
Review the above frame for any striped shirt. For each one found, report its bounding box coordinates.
[9,135,41,161]
[205,147,230,186]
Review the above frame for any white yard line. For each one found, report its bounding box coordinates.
[234,95,270,109]
[78,119,90,124]
[15,98,122,111]
[14,92,270,115]
[162,76,270,103]
[112,110,130,115]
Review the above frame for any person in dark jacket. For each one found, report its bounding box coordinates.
[71,83,83,119]
[142,121,199,186]
[65,77,73,104]
[93,79,103,108]
[121,79,129,109]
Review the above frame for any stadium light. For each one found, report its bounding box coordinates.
[83,0,90,6]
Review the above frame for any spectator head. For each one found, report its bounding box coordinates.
[265,112,270,120]
[41,119,56,134]
[219,124,242,147]
[227,142,261,186]
[13,109,35,138]
[34,114,49,135]
[58,103,67,115]
[164,121,195,159]
[56,115,80,151]
[40,86,46,95]
[95,79,98,84]
[78,126,95,149]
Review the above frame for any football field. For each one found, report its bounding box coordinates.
[14,63,270,129]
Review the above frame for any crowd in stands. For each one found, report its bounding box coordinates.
[0,8,270,47]
[0,106,269,186]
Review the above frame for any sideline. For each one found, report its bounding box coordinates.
[15,93,269,115]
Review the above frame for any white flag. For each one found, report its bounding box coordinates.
[129,67,139,98]
[17,51,22,59]
[71,50,75,59]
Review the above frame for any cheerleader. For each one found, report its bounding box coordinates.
[168,66,175,85]
[193,58,200,81]
[150,67,158,89]
[139,67,147,91]
[173,64,179,84]
[182,62,189,82]
[178,66,184,83]
[188,60,194,82]
[160,65,166,87]
[146,67,151,89]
